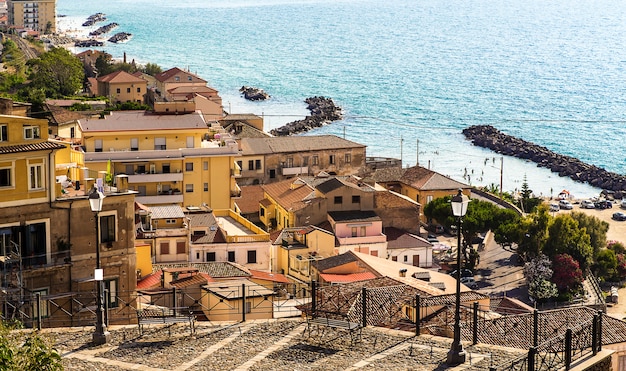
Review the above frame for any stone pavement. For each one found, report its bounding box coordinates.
[49,319,524,370]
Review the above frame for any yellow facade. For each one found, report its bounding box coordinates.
[135,243,153,278]
[0,115,66,207]
[79,112,240,209]
[8,0,57,33]
[275,228,335,282]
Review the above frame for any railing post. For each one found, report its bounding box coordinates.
[528,346,536,371]
[311,280,317,318]
[241,283,246,322]
[415,294,420,336]
[472,301,478,344]
[565,328,572,370]
[104,288,109,326]
[172,287,177,310]
[35,293,41,331]
[533,309,539,347]
[592,313,598,356]
[598,311,602,352]
[361,287,367,328]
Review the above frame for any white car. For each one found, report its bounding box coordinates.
[559,200,574,210]
[460,276,478,289]
[621,199,626,209]
[581,200,595,209]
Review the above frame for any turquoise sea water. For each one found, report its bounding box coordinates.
[57,0,626,199]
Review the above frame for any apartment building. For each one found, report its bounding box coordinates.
[7,0,56,33]
[79,110,241,209]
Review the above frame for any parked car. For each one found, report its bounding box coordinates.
[460,276,478,289]
[612,212,626,221]
[428,224,445,234]
[621,199,626,209]
[449,269,474,278]
[559,200,573,210]
[595,200,613,209]
[549,203,560,212]
[427,234,439,243]
[580,200,595,209]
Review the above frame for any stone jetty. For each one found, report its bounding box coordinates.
[240,86,270,101]
[89,22,118,37]
[108,32,132,43]
[82,13,106,27]
[463,125,626,194]
[270,96,342,136]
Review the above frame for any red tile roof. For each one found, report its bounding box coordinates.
[249,269,291,284]
[170,272,215,288]
[137,270,162,289]
[319,272,377,283]
[97,70,146,84]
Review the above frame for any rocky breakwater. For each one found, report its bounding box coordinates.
[240,86,270,101]
[270,96,342,136]
[463,125,626,193]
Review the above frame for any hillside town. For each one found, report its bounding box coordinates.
[1,1,626,370]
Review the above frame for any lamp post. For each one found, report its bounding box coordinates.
[89,186,110,345]
[447,189,469,365]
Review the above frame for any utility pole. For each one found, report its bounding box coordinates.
[500,157,503,199]
[416,139,419,167]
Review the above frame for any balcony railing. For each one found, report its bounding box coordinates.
[336,234,387,245]
[127,172,183,183]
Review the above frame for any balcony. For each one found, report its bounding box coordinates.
[127,172,183,184]
[230,183,241,198]
[84,144,239,163]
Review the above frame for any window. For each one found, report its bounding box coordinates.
[186,162,193,171]
[303,156,309,166]
[204,183,208,192]
[255,160,261,170]
[248,160,254,171]
[105,279,118,308]
[22,221,47,267]
[312,156,319,165]
[126,87,131,93]
[165,219,176,224]
[345,153,351,163]
[286,157,293,167]
[187,136,194,148]
[392,256,398,262]
[94,139,103,152]
[188,76,192,81]
[175,76,180,81]
[206,252,216,262]
[29,164,43,190]
[334,196,342,205]
[228,251,235,262]
[260,207,265,217]
[352,195,360,204]
[31,288,48,319]
[137,87,141,93]
[351,227,357,237]
[371,250,378,257]
[160,241,170,255]
[130,138,138,151]
[329,155,335,164]
[404,255,408,262]
[426,195,433,204]
[136,165,146,174]
[361,226,366,236]
[269,169,276,178]
[0,167,11,187]
[154,137,166,150]
[100,214,116,244]
[247,250,257,264]
[236,161,242,171]
[0,124,7,141]
[176,241,185,254]
[116,88,121,94]
[185,184,194,193]
[245,301,252,314]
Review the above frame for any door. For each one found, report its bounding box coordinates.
[413,254,420,267]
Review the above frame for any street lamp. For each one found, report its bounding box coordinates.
[89,186,110,345]
[447,189,469,365]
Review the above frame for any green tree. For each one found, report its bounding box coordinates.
[544,214,593,272]
[28,47,84,97]
[569,211,608,258]
[142,62,162,76]
[594,248,618,281]
[497,205,552,261]
[517,174,542,213]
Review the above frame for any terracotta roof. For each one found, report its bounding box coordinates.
[261,178,317,212]
[149,205,185,219]
[97,70,146,84]
[312,252,360,273]
[79,111,207,132]
[203,279,275,299]
[153,262,250,278]
[240,135,365,155]
[249,269,291,284]
[235,185,265,215]
[154,67,207,83]
[137,270,162,289]
[0,141,66,155]
[188,212,225,244]
[400,165,468,191]
[319,272,377,283]
[328,210,380,223]
[385,227,432,249]
[170,272,215,288]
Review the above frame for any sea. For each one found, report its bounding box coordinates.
[56,0,626,200]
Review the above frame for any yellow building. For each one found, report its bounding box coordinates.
[79,110,240,209]
[7,0,56,33]
[273,226,335,283]
[97,70,147,105]
[0,114,65,208]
